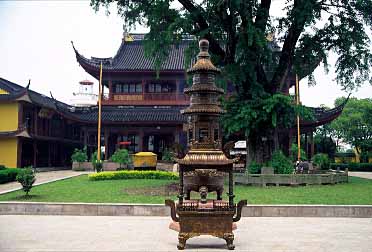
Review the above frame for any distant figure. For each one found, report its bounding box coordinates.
[296,161,312,174]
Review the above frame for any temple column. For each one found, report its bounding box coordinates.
[33,141,37,168]
[48,142,52,167]
[34,108,38,135]
[18,103,23,128]
[138,130,144,152]
[104,129,109,160]
[108,80,113,100]
[17,138,23,168]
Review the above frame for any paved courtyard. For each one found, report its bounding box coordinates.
[0,215,371,252]
[349,172,372,180]
[0,170,89,194]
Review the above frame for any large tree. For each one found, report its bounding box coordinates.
[91,0,372,162]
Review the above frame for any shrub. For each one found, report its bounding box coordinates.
[330,163,372,172]
[16,167,36,196]
[271,150,294,174]
[248,161,262,174]
[162,148,174,162]
[111,149,131,169]
[71,146,88,163]
[88,170,179,181]
[290,144,307,162]
[312,153,330,170]
[91,150,104,172]
[0,165,6,170]
[0,168,22,184]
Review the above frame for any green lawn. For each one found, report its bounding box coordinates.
[0,175,371,204]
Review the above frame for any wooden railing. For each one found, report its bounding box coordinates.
[105,92,188,101]
[144,93,187,101]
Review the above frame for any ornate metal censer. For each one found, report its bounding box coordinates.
[165,39,246,250]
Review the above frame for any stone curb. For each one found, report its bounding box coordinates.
[0,202,371,217]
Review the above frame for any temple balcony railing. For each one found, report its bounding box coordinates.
[102,92,189,105]
[144,93,187,101]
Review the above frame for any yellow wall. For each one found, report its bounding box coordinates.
[0,102,18,131]
[0,89,9,95]
[0,138,18,168]
[334,156,357,163]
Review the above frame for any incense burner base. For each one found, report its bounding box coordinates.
[176,212,236,250]
[165,199,247,250]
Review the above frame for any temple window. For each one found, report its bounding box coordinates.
[147,83,174,93]
[114,83,142,94]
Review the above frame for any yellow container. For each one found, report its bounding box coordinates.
[133,152,157,169]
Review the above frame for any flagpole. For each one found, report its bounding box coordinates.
[295,74,301,161]
[97,62,103,162]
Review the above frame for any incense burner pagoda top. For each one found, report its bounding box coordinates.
[178,39,233,170]
[165,39,246,250]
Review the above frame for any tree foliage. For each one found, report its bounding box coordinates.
[313,125,337,158]
[330,97,372,162]
[111,149,131,168]
[91,0,372,90]
[71,146,88,163]
[90,0,372,160]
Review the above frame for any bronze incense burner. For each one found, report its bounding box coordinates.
[165,39,246,250]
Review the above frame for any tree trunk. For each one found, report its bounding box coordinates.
[273,127,279,152]
[246,134,266,166]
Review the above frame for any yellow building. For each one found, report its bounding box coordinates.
[334,150,372,163]
[0,77,87,168]
[0,87,21,167]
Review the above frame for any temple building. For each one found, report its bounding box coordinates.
[0,34,348,168]
[71,33,190,160]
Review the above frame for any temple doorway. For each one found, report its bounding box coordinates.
[144,134,174,159]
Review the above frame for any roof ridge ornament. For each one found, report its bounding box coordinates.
[26,79,31,89]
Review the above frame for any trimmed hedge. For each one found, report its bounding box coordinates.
[330,163,372,172]
[0,168,23,184]
[88,170,179,181]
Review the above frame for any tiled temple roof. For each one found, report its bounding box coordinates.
[57,104,187,124]
[72,40,191,73]
[0,77,187,124]
[0,76,347,129]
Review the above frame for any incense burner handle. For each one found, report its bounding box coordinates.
[233,200,247,222]
[165,199,179,222]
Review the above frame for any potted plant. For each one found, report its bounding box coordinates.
[71,146,89,171]
[111,149,132,170]
[91,150,104,172]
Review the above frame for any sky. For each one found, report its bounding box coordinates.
[0,0,371,108]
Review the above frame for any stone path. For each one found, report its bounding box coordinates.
[0,170,90,194]
[348,172,372,180]
[0,216,371,252]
